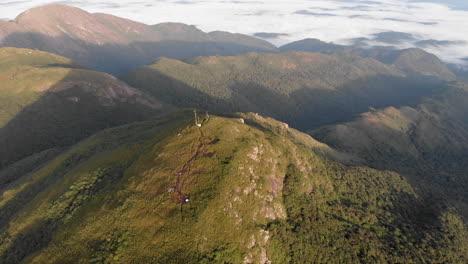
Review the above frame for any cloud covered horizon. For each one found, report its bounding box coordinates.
[0,0,467,65]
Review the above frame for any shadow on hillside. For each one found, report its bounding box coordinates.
[121,67,299,124]
[125,65,449,132]
[0,63,173,261]
[2,31,278,76]
[0,219,55,264]
[0,65,166,233]
[0,54,462,262]
[0,66,165,171]
[122,65,468,220]
[291,74,448,130]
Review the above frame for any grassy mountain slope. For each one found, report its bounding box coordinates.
[311,83,468,216]
[0,47,166,169]
[0,4,277,75]
[0,111,465,263]
[123,51,446,130]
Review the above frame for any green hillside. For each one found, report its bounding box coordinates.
[0,4,466,264]
[280,40,456,81]
[0,111,465,263]
[0,47,166,169]
[312,83,468,216]
[123,51,446,130]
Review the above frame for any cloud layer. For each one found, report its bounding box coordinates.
[0,0,467,65]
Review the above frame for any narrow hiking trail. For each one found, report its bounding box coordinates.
[171,122,214,204]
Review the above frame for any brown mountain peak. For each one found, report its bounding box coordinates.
[13,4,124,44]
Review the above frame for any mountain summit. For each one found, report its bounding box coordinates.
[0,111,466,263]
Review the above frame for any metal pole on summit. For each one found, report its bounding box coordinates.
[194,109,202,127]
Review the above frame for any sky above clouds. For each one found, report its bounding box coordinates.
[0,0,467,65]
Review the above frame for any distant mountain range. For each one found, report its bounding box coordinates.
[280,38,456,81]
[0,4,467,264]
[0,4,277,75]
[123,49,452,130]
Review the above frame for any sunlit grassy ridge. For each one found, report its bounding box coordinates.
[0,111,465,263]
[0,47,80,126]
[0,47,166,169]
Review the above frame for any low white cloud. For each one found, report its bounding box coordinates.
[0,0,467,65]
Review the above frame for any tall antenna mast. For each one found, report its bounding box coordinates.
[193,109,201,127]
[193,109,198,125]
